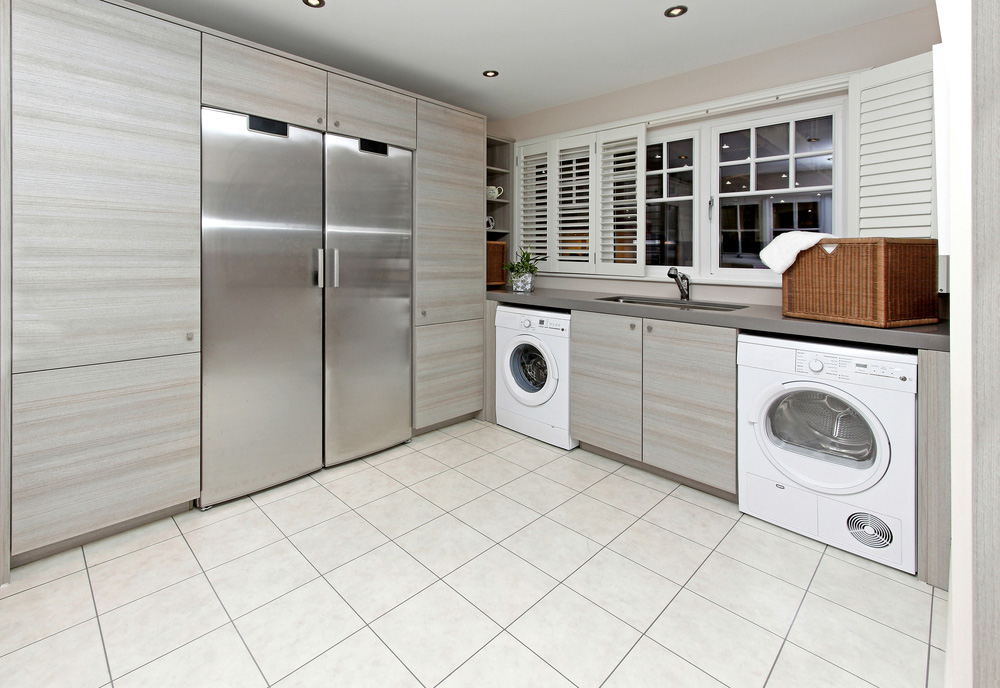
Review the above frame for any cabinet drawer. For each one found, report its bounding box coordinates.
[328,73,416,149]
[414,320,484,429]
[11,355,201,555]
[202,34,327,128]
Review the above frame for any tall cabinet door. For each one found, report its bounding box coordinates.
[414,101,485,326]
[11,0,201,373]
[569,311,643,461]
[643,320,737,493]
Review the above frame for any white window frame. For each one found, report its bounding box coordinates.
[705,98,847,284]
[644,127,700,281]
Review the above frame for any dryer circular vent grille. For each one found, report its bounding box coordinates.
[847,512,893,549]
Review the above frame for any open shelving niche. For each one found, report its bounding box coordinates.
[486,135,513,289]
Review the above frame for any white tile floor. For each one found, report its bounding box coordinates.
[0,419,947,688]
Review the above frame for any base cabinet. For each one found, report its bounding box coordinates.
[642,320,737,493]
[414,320,484,430]
[569,311,737,493]
[11,355,200,555]
[569,311,642,461]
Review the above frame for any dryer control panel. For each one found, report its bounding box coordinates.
[793,350,916,392]
[496,306,571,338]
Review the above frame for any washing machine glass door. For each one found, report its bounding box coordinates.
[502,334,558,407]
[753,381,891,495]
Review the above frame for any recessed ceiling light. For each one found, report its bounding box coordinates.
[807,137,819,142]
[483,70,499,78]
[679,155,688,159]
[302,0,324,6]
[665,5,688,18]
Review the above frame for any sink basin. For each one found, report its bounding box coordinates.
[597,296,748,311]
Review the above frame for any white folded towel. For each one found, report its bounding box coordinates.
[759,231,825,274]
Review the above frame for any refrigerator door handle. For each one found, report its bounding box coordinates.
[332,248,340,288]
[316,248,325,288]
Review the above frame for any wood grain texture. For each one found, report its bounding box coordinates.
[1,0,12,585]
[479,300,498,424]
[413,319,484,430]
[201,34,327,129]
[642,320,737,493]
[569,310,643,461]
[11,354,201,555]
[10,0,201,373]
[917,349,950,589]
[973,0,1000,682]
[414,101,486,326]
[327,73,416,149]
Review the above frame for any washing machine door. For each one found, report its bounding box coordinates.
[751,381,891,495]
[501,334,558,406]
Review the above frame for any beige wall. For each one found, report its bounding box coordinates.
[488,7,941,141]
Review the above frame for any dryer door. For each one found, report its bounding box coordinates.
[751,381,891,495]
[501,334,558,407]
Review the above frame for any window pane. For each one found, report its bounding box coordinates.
[797,201,820,229]
[795,155,833,187]
[667,139,693,168]
[668,170,693,197]
[718,197,763,268]
[721,163,750,192]
[756,123,789,157]
[795,116,833,152]
[720,129,750,162]
[756,159,789,190]
[646,174,663,199]
[772,202,795,229]
[646,143,664,172]
[646,200,693,266]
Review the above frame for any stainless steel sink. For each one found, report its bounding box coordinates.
[597,296,748,311]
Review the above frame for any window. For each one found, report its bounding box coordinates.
[645,136,695,267]
[714,114,836,270]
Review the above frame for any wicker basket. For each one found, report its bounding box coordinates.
[486,241,507,286]
[782,237,939,328]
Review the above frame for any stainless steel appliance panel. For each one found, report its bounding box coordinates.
[201,108,324,505]
[324,134,412,465]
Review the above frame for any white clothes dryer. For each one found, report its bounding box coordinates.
[737,334,918,573]
[495,305,578,450]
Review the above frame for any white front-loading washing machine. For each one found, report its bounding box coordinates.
[495,305,578,450]
[737,334,918,573]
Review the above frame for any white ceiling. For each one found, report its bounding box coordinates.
[127,0,935,121]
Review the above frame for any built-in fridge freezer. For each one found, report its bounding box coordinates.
[199,107,413,506]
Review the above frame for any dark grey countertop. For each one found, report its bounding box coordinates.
[486,287,950,352]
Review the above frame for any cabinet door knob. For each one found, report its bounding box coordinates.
[629,323,635,330]
[646,325,652,333]
[421,309,427,316]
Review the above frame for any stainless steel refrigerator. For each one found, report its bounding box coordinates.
[200,107,412,506]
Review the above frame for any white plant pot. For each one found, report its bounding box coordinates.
[511,272,535,293]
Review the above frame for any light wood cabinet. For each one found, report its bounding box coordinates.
[10,0,201,374]
[11,355,200,555]
[569,311,643,461]
[202,34,327,129]
[643,320,737,493]
[414,319,484,430]
[414,101,485,326]
[327,73,416,148]
[917,349,950,589]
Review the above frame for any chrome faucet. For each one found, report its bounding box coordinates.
[667,267,691,301]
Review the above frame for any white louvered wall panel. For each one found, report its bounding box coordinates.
[518,143,549,267]
[857,61,936,238]
[597,126,645,276]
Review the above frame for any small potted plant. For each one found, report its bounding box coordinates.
[503,247,546,293]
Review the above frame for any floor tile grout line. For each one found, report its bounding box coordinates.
[821,546,935,595]
[777,640,884,688]
[80,549,115,686]
[803,586,936,645]
[173,524,270,687]
[0,551,87,604]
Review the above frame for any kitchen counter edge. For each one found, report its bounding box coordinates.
[486,288,950,352]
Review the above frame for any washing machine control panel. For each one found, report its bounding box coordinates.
[794,350,913,387]
[518,316,569,335]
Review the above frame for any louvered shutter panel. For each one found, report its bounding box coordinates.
[854,53,936,238]
[597,125,646,276]
[553,135,596,273]
[517,141,550,269]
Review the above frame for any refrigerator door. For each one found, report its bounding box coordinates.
[325,134,413,465]
[201,108,324,505]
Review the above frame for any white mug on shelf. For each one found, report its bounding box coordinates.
[486,185,504,200]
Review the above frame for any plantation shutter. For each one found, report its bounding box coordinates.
[553,134,596,273]
[517,141,550,269]
[596,125,646,276]
[852,53,936,238]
